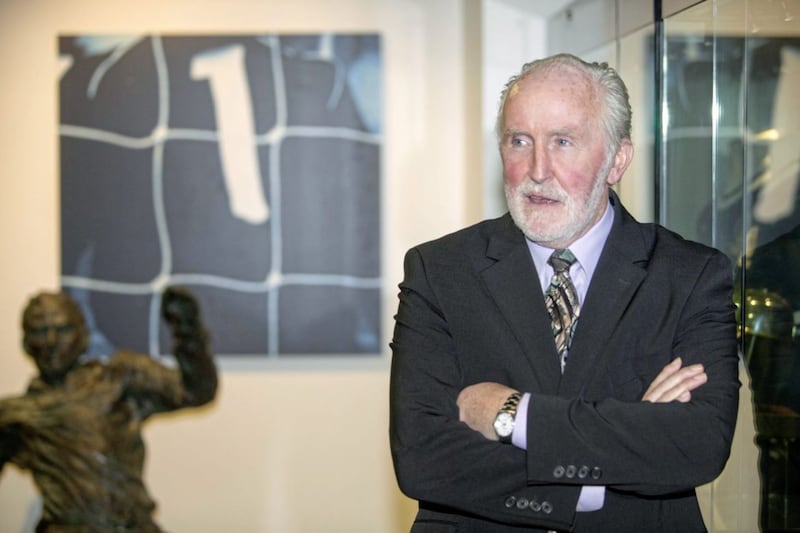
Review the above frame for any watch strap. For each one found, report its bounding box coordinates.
[495,391,522,443]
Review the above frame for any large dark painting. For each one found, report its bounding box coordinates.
[59,34,382,358]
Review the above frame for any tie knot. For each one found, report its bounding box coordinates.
[548,249,577,273]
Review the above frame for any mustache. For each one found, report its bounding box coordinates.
[508,182,566,202]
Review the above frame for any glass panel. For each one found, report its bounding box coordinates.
[662,1,800,530]
[660,2,720,250]
[740,0,800,529]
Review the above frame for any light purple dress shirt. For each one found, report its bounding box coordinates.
[511,200,615,512]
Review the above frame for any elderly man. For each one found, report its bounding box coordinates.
[389,54,739,532]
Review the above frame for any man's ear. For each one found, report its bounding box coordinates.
[606,139,633,186]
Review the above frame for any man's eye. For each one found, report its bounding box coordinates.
[558,138,571,146]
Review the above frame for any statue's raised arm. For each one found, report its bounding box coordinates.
[160,286,217,407]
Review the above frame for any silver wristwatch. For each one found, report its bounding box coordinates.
[493,392,522,443]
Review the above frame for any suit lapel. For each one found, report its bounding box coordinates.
[558,197,651,396]
[480,216,562,394]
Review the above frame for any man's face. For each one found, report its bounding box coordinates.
[23,296,83,383]
[500,66,631,249]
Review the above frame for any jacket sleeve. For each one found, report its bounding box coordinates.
[524,249,740,496]
[390,247,582,530]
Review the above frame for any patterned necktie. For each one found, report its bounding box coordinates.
[546,249,580,373]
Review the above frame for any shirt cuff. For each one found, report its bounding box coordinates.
[576,485,605,512]
[511,393,530,449]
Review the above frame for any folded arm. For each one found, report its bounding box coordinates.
[458,357,708,440]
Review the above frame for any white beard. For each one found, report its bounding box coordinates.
[505,158,612,247]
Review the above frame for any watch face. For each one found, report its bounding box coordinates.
[494,412,514,437]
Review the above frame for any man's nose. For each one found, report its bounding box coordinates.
[528,146,551,183]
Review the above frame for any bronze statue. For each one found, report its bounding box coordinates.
[0,287,218,532]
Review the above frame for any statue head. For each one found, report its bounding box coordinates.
[22,292,89,385]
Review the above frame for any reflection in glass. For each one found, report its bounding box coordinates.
[742,222,800,531]
[662,1,800,531]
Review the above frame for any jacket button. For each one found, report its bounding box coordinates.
[529,500,542,512]
[541,501,553,514]
[591,467,603,480]
[578,465,589,479]
[565,465,577,478]
[553,465,565,478]
[516,497,529,509]
[504,496,516,508]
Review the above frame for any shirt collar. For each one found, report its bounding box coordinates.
[526,199,615,285]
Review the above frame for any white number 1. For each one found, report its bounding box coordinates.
[191,44,269,225]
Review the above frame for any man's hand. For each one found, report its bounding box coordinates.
[457,382,518,440]
[642,357,707,403]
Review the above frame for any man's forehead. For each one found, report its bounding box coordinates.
[504,73,600,126]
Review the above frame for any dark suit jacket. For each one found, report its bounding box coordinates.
[389,192,740,532]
